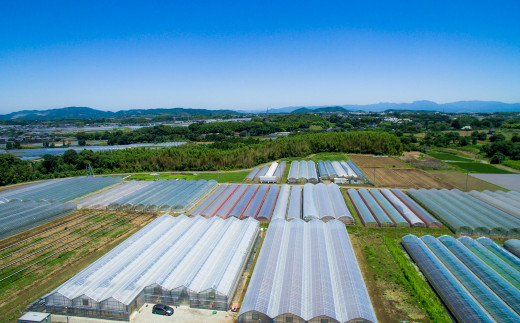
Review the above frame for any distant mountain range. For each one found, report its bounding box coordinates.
[1,100,519,120]
[265,100,520,114]
[0,107,238,120]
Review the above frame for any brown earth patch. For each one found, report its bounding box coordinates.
[361,167,454,189]
[401,152,449,169]
[349,155,406,167]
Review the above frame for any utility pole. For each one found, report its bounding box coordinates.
[217,165,219,181]
[373,167,376,186]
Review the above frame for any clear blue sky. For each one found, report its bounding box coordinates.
[1,1,519,113]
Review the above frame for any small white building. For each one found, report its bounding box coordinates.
[18,312,51,323]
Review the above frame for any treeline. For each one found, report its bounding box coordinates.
[481,135,520,164]
[75,115,333,145]
[0,131,402,186]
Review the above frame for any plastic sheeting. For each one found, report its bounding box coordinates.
[302,183,318,221]
[347,189,377,226]
[0,176,122,204]
[402,235,497,323]
[439,235,520,314]
[0,200,76,240]
[271,185,290,221]
[422,235,519,322]
[288,161,299,183]
[80,179,217,213]
[381,189,424,227]
[477,237,520,272]
[287,185,302,221]
[229,185,259,219]
[505,239,520,258]
[315,183,335,221]
[45,215,259,317]
[409,188,520,235]
[256,185,280,221]
[331,161,348,178]
[358,189,393,226]
[369,189,409,227]
[239,219,377,323]
[298,160,308,180]
[327,183,353,224]
[317,160,329,179]
[391,189,442,227]
[242,185,269,219]
[245,168,260,181]
[469,190,520,220]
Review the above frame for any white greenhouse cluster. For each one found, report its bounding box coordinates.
[0,200,76,240]
[190,183,279,221]
[245,162,287,183]
[0,176,122,203]
[287,160,319,183]
[348,188,442,228]
[44,214,260,320]
[284,183,353,223]
[190,183,353,223]
[239,219,377,323]
[287,159,369,184]
[77,179,218,213]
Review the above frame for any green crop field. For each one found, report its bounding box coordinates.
[427,151,473,162]
[128,171,250,182]
[502,160,520,171]
[446,162,515,174]
[279,152,349,162]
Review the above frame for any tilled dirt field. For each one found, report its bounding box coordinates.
[400,152,449,169]
[361,167,454,189]
[349,154,406,166]
[0,209,160,323]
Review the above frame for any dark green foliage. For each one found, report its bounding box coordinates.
[490,152,506,164]
[0,131,402,186]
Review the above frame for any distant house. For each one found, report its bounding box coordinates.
[461,125,472,130]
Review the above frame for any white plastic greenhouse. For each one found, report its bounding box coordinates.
[0,200,76,240]
[287,161,299,183]
[0,176,122,204]
[78,179,217,213]
[44,214,260,320]
[239,219,377,323]
[287,185,302,221]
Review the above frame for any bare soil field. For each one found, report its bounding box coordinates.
[361,167,454,189]
[349,154,406,167]
[401,152,449,169]
[0,209,160,323]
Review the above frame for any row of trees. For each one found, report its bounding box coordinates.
[0,131,402,186]
[74,115,334,145]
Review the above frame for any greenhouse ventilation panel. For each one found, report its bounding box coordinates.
[44,214,259,320]
[239,219,377,323]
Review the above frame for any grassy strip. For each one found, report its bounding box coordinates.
[384,236,451,322]
[446,162,514,174]
[427,151,473,162]
[278,152,349,162]
[128,171,250,182]
[502,159,520,171]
